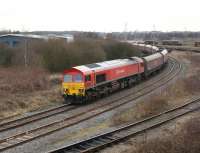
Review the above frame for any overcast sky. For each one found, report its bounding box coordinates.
[0,0,200,32]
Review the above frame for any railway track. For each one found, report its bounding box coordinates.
[0,56,174,133]
[158,45,200,53]
[49,96,200,153]
[0,58,174,133]
[0,57,182,152]
[0,115,19,123]
[0,104,75,132]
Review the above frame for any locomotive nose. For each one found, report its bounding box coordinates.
[62,82,85,96]
[79,89,84,93]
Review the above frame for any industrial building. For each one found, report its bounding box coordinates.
[47,34,74,43]
[0,34,74,47]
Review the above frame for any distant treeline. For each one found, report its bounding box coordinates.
[1,30,200,41]
[108,31,200,41]
[0,39,142,72]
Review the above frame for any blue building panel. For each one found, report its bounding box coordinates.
[0,36,24,47]
[0,34,74,47]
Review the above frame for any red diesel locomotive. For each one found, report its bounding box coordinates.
[62,48,168,104]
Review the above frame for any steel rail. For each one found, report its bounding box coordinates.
[0,58,173,133]
[0,104,75,133]
[49,96,200,153]
[0,115,19,123]
[0,58,181,152]
[0,58,174,133]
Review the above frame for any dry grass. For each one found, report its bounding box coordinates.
[156,53,200,105]
[110,77,193,126]
[111,73,200,127]
[174,51,200,77]
[183,72,200,94]
[111,72,200,126]
[0,67,63,118]
[0,85,63,118]
[0,67,50,94]
[111,97,169,126]
[134,117,200,153]
[111,73,200,126]
[164,70,200,101]
[53,122,109,146]
[184,52,200,71]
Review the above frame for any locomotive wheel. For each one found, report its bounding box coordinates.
[85,93,91,103]
[137,75,141,82]
[128,80,133,87]
[105,90,110,97]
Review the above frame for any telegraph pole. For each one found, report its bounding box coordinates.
[124,22,128,41]
[24,39,28,67]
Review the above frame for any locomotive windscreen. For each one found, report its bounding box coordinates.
[64,75,72,82]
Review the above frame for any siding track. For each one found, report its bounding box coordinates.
[0,104,75,132]
[49,96,200,153]
[0,58,181,152]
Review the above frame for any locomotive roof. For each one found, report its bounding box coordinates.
[74,58,140,73]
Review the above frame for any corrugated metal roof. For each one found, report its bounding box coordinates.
[47,34,74,39]
[0,34,74,40]
[0,34,49,40]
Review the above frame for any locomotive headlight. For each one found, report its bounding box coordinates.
[79,89,84,93]
[65,89,69,94]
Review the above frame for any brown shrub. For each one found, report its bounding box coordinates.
[135,117,200,153]
[162,79,189,100]
[0,85,63,118]
[161,70,200,101]
[0,67,50,94]
[111,97,169,126]
[185,52,200,66]
[183,70,200,94]
[37,39,106,72]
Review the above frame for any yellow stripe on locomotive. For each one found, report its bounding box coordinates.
[62,82,85,96]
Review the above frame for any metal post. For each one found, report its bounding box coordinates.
[24,39,28,67]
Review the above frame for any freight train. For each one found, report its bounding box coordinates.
[131,43,159,54]
[162,40,182,46]
[144,40,158,45]
[194,41,200,47]
[62,45,168,104]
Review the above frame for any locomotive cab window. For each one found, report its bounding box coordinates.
[96,74,106,84]
[64,75,72,82]
[85,75,91,81]
[74,74,82,82]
